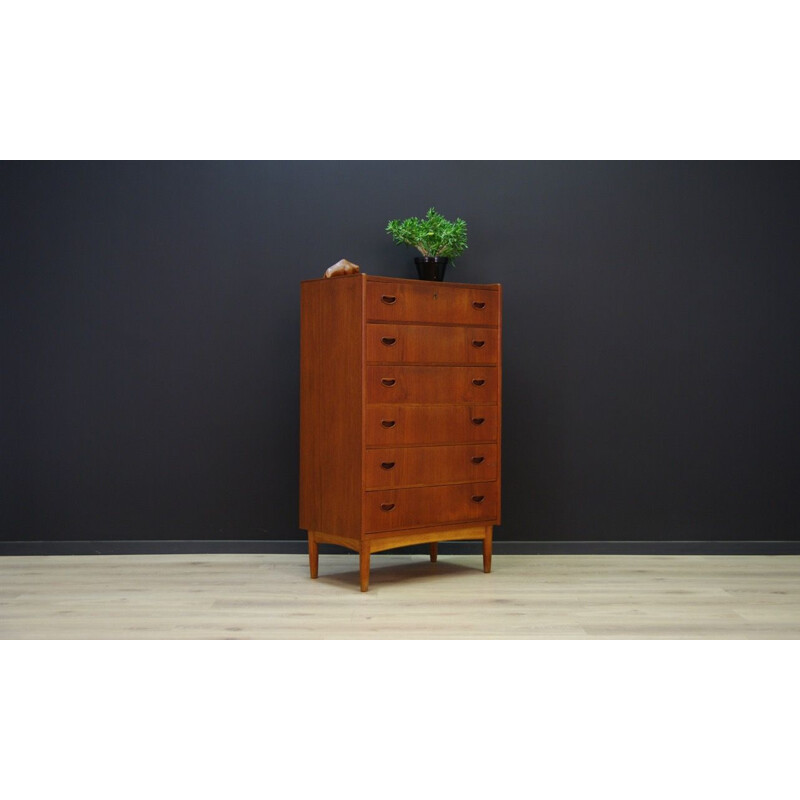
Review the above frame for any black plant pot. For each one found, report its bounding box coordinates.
[415,257,449,281]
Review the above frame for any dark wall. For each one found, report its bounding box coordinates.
[2,161,799,544]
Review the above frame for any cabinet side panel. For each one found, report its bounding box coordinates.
[299,278,363,536]
[496,284,502,525]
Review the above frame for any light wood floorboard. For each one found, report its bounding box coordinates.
[1,553,799,639]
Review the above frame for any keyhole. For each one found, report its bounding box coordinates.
[433,292,438,300]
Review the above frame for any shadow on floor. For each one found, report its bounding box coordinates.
[313,556,481,592]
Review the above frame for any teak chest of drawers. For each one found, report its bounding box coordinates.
[300,273,502,591]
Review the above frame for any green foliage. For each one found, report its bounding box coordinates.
[386,207,468,261]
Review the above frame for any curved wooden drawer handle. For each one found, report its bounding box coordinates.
[381,420,396,428]
[381,295,397,305]
[472,340,486,348]
[380,503,395,512]
[381,378,396,387]
[381,337,397,346]
[471,417,485,425]
[472,495,485,503]
[472,379,486,386]
[471,456,485,464]
[380,461,396,470]
[473,301,486,309]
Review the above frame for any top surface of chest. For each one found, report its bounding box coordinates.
[303,274,501,327]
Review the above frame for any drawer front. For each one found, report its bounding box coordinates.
[366,323,499,365]
[366,365,498,404]
[365,443,498,490]
[366,280,499,326]
[365,482,499,532]
[366,404,498,446]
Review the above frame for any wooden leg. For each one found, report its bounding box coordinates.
[308,531,318,579]
[483,526,493,573]
[359,543,370,592]
[430,542,438,562]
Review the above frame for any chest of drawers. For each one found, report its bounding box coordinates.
[300,273,501,591]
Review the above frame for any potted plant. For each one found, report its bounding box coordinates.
[386,207,468,281]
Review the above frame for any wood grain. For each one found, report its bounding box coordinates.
[307,525,492,590]
[366,278,500,326]
[366,365,498,404]
[2,554,799,639]
[300,274,500,590]
[299,276,363,536]
[365,443,498,489]
[366,323,499,364]
[365,404,499,447]
[367,526,488,553]
[495,285,502,525]
[308,531,318,578]
[364,482,499,533]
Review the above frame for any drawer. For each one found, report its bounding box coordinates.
[366,365,498,404]
[366,280,499,326]
[365,443,498,490]
[366,404,498,446]
[366,323,499,365]
[365,482,499,532]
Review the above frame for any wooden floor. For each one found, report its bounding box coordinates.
[1,553,799,639]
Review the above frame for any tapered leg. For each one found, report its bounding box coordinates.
[308,531,319,578]
[430,543,438,562]
[483,527,493,573]
[359,543,371,592]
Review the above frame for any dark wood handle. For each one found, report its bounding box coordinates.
[381,378,396,387]
[381,419,396,428]
[471,456,485,464]
[471,417,485,425]
[380,502,395,511]
[381,337,397,346]
[472,379,486,386]
[381,295,397,305]
[472,495,485,503]
[473,301,486,309]
[472,340,485,348]
[380,462,395,470]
